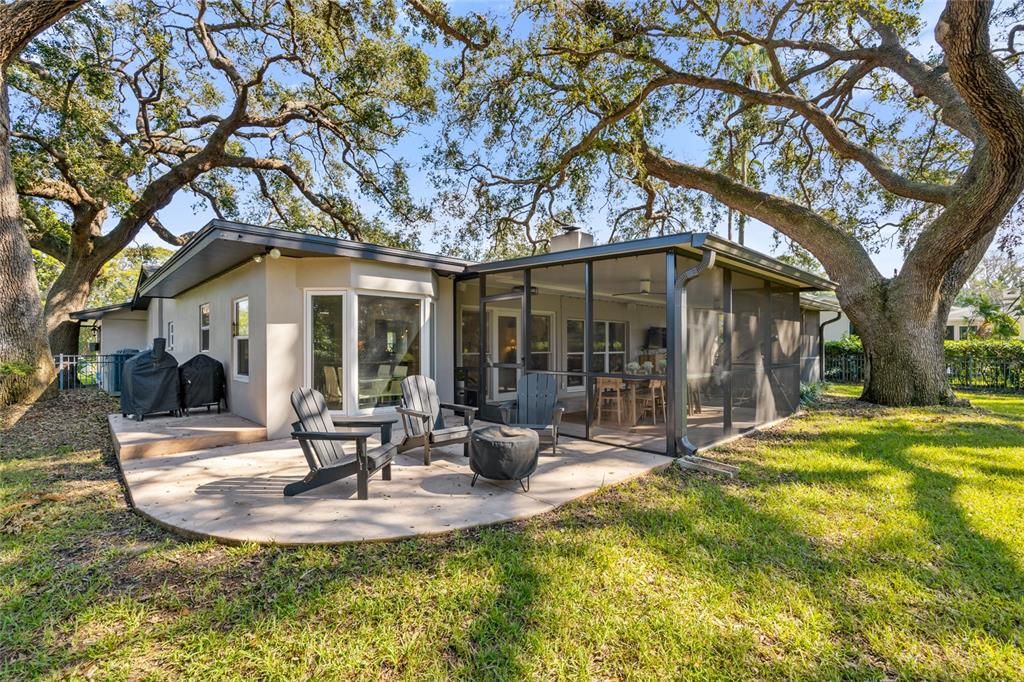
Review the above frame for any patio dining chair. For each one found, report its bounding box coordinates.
[595,377,626,424]
[287,387,397,500]
[498,373,565,455]
[635,379,667,425]
[396,375,476,465]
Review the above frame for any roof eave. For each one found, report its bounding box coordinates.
[465,232,835,291]
[138,220,471,299]
[70,302,134,320]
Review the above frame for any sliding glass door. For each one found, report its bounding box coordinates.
[308,292,345,410]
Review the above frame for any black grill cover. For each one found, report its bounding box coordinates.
[120,338,180,419]
[179,353,227,409]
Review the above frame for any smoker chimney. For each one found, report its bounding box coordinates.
[549,227,594,253]
[152,337,166,363]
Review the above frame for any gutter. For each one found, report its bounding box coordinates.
[818,310,843,382]
[669,248,739,477]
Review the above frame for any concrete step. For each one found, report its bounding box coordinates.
[109,412,267,461]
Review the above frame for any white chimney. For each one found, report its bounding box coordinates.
[549,228,594,253]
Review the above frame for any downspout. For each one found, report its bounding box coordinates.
[818,310,842,383]
[671,247,737,476]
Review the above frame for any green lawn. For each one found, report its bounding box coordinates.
[2,390,1023,680]
[828,382,1024,418]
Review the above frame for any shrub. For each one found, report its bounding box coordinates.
[945,338,1024,361]
[800,382,826,406]
[824,335,863,355]
[825,337,1024,362]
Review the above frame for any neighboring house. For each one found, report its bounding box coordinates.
[823,303,1024,342]
[74,220,838,457]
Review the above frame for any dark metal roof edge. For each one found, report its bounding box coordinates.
[210,220,470,271]
[466,231,835,291]
[465,233,697,274]
[696,234,835,290]
[137,222,221,298]
[139,220,471,298]
[70,301,135,320]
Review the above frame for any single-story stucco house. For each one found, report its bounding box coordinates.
[72,220,839,457]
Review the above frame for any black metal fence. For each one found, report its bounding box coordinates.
[825,351,1024,393]
[823,353,867,384]
[54,354,131,394]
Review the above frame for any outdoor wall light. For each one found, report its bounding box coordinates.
[269,248,282,259]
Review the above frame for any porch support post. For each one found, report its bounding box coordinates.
[584,261,594,441]
[479,274,487,413]
[522,270,531,374]
[665,254,679,458]
[723,269,733,433]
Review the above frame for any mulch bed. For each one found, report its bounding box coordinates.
[0,389,119,460]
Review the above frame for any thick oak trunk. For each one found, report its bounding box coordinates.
[0,68,53,409]
[0,1,86,414]
[859,323,955,406]
[43,254,105,356]
[844,279,959,407]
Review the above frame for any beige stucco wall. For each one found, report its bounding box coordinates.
[142,255,477,439]
[155,262,267,428]
[262,256,444,438]
[98,310,149,355]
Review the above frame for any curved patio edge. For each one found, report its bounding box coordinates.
[117,437,674,546]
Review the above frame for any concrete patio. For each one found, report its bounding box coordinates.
[117,432,673,545]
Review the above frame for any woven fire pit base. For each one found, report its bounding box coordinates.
[469,425,540,492]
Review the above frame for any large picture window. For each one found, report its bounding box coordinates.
[358,295,422,409]
[232,297,249,379]
[199,303,210,352]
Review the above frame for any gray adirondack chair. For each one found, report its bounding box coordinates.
[396,375,476,465]
[498,373,565,455]
[288,387,397,499]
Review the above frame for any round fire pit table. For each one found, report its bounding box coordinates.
[469,425,540,492]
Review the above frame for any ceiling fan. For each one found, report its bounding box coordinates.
[612,278,665,297]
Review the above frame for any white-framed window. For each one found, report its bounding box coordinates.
[233,297,249,379]
[166,321,175,350]
[199,303,211,352]
[566,319,627,388]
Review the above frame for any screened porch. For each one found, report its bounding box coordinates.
[452,235,821,457]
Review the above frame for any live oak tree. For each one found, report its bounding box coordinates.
[11,0,439,355]
[0,0,85,409]
[438,0,1024,405]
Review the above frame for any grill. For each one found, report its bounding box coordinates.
[179,353,227,414]
[120,338,181,421]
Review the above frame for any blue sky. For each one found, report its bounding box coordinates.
[131,0,949,276]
